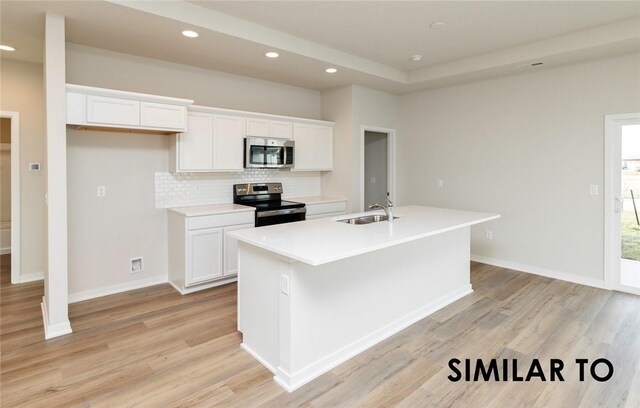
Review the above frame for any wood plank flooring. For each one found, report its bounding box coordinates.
[1,253,639,407]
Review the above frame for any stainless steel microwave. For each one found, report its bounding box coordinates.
[244,137,294,169]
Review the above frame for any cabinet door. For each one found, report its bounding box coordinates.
[315,126,333,170]
[178,112,213,171]
[86,95,140,126]
[213,115,245,171]
[140,102,186,130]
[270,121,293,139]
[186,227,223,286]
[223,223,254,276]
[293,124,317,170]
[246,118,270,137]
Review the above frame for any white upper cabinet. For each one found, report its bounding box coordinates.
[293,124,334,171]
[140,102,187,130]
[170,105,333,173]
[178,112,213,171]
[86,95,140,126]
[66,84,192,133]
[246,118,270,137]
[213,115,245,171]
[270,121,293,139]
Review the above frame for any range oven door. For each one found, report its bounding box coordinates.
[245,138,294,168]
[256,207,306,227]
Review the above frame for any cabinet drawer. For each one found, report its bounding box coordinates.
[86,95,140,126]
[306,201,347,216]
[187,211,255,230]
[140,102,187,130]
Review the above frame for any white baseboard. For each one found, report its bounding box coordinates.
[68,276,167,303]
[471,255,605,289]
[20,272,44,283]
[41,297,72,340]
[169,276,237,295]
[272,284,473,392]
[0,247,10,255]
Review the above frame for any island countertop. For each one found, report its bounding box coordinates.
[227,205,500,266]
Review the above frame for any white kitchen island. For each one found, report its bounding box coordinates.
[227,205,500,392]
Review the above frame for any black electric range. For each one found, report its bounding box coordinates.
[233,183,306,227]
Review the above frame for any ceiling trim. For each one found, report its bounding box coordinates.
[106,0,409,84]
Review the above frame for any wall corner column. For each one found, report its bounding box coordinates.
[42,13,71,339]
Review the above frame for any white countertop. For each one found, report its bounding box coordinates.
[227,205,500,266]
[168,203,255,217]
[290,196,348,205]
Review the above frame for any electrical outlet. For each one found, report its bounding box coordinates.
[130,257,144,274]
[485,230,493,240]
[438,179,444,188]
[280,274,290,295]
[97,186,106,197]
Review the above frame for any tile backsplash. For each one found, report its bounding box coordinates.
[155,169,321,209]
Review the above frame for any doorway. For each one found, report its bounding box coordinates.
[0,111,20,284]
[605,113,640,295]
[360,126,396,211]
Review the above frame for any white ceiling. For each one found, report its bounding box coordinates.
[193,1,640,71]
[1,1,639,94]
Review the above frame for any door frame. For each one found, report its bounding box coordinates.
[1,111,21,284]
[604,113,640,294]
[360,126,396,212]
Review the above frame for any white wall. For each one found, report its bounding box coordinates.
[321,85,398,211]
[364,131,388,209]
[65,45,323,298]
[0,59,47,278]
[397,52,640,282]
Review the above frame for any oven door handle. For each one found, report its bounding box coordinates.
[256,207,306,218]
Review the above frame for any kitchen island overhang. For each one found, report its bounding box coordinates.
[227,206,500,392]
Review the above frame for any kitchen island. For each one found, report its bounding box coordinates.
[227,205,500,392]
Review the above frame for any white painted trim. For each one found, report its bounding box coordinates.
[20,272,45,283]
[360,125,397,212]
[66,83,193,106]
[68,276,168,303]
[0,248,10,255]
[604,113,640,295]
[1,111,20,284]
[168,276,237,295]
[272,284,473,392]
[41,297,72,340]
[471,255,605,289]
[190,105,334,126]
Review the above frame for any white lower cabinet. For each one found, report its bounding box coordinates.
[169,210,255,294]
[186,227,224,286]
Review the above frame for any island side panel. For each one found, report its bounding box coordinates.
[281,227,472,390]
[237,241,281,373]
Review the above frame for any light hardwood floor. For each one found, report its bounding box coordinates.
[1,253,639,407]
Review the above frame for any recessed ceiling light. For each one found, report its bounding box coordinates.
[265,51,279,58]
[181,30,199,38]
[429,22,445,29]
[325,68,337,74]
[0,45,16,51]
[410,54,422,62]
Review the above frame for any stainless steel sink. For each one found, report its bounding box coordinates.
[337,214,398,225]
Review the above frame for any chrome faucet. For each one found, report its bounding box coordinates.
[369,196,394,222]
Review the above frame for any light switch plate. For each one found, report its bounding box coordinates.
[438,179,444,188]
[589,185,599,196]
